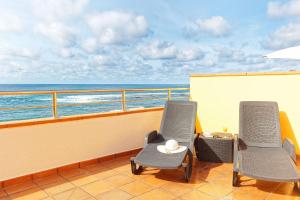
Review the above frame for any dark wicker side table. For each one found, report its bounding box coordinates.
[195,135,233,163]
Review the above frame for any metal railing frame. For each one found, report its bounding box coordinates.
[0,88,190,120]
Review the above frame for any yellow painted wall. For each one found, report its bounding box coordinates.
[0,110,163,181]
[190,73,300,154]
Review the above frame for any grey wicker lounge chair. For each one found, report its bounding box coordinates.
[233,101,300,190]
[131,100,197,182]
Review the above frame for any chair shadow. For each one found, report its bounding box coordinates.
[152,157,223,186]
[238,177,300,197]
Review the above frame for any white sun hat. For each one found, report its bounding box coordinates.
[157,139,187,154]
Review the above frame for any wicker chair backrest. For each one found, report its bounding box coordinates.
[239,101,282,148]
[160,101,197,143]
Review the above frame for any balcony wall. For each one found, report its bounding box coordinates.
[190,72,300,154]
[0,109,163,181]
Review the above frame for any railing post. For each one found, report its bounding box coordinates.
[121,90,126,111]
[52,92,58,119]
[168,88,171,100]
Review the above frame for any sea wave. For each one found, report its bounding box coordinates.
[128,106,145,110]
[127,92,188,96]
[37,92,189,103]
[0,95,32,98]
[39,94,121,103]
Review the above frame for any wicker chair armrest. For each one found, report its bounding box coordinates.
[283,138,296,163]
[233,134,239,172]
[144,130,158,146]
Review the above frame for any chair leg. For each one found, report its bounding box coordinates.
[184,150,193,182]
[130,157,143,175]
[294,181,300,191]
[188,150,193,179]
[232,171,239,187]
[184,167,189,182]
[130,158,137,174]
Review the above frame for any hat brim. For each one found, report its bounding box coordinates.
[157,145,187,154]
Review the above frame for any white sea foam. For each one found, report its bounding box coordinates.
[37,91,189,103]
[126,92,189,97]
[108,109,122,112]
[58,95,121,103]
[0,95,31,98]
[127,92,188,96]
[127,92,167,96]
[0,95,15,98]
[38,98,51,101]
[128,106,145,110]
[39,94,121,103]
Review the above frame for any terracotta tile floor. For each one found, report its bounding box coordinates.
[1,155,300,200]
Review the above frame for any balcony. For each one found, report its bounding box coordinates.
[0,72,300,199]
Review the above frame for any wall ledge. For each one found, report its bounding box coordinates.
[190,71,300,77]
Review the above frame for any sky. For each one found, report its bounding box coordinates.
[1,0,300,84]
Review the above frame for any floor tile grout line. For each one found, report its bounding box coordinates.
[1,186,9,197]
[116,186,136,199]
[262,182,282,200]
[118,180,157,197]
[161,184,194,197]
[195,187,222,199]
[32,180,53,199]
[53,186,94,199]
[93,187,133,199]
[35,174,82,198]
[158,186,181,198]
[64,188,76,200]
[56,168,104,189]
[33,173,72,198]
[5,179,42,199]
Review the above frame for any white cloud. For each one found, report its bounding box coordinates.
[32,0,89,21]
[177,48,204,61]
[267,0,300,18]
[0,47,39,60]
[60,48,73,58]
[93,54,117,66]
[263,23,300,49]
[138,40,177,59]
[59,47,84,58]
[86,11,149,44]
[0,12,22,32]
[242,55,265,65]
[81,38,98,53]
[200,56,219,67]
[139,41,205,61]
[196,16,231,36]
[185,16,231,38]
[35,22,76,47]
[217,46,245,62]
[216,46,265,65]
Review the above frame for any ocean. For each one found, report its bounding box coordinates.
[0,84,189,122]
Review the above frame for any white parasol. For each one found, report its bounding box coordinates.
[265,45,300,60]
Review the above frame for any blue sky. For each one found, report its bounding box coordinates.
[1,0,300,84]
